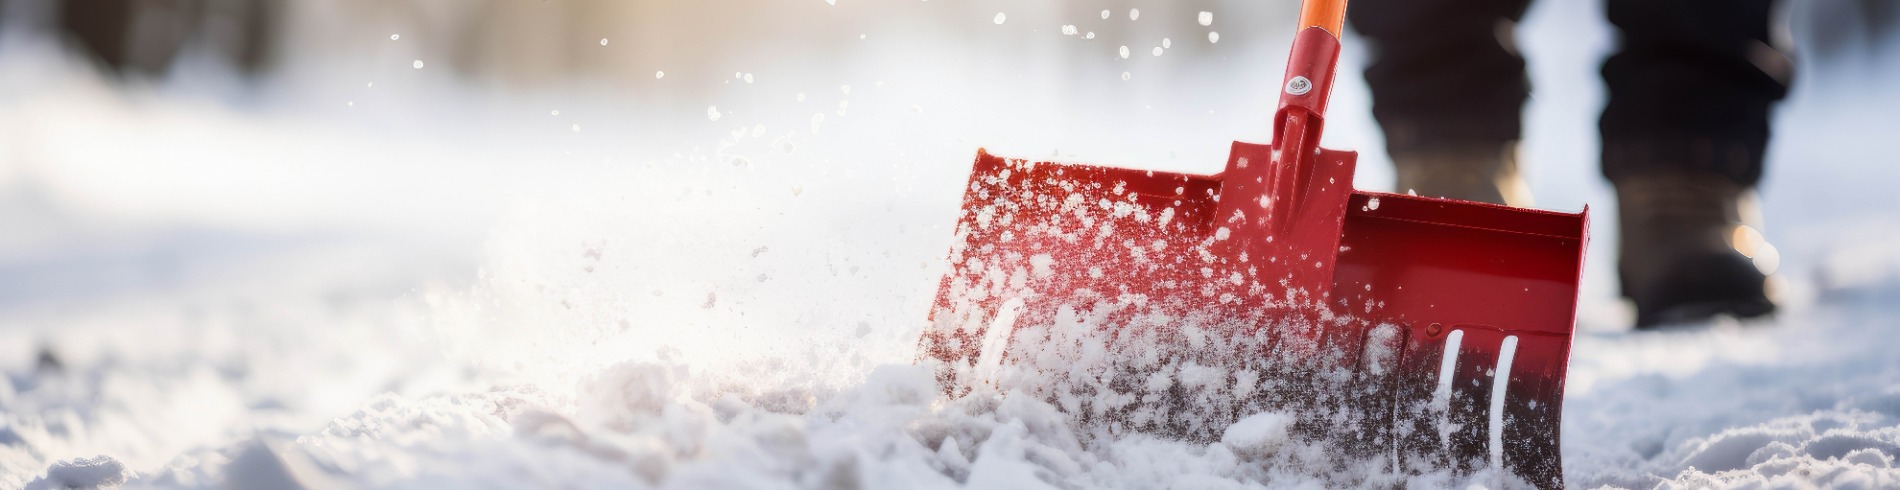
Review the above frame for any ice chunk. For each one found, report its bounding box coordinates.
[655,71,665,79]
[390,34,400,41]
[1222,412,1292,459]
[1061,25,1077,36]
[1129,8,1140,20]
[1199,11,1214,26]
[412,60,424,69]
[1119,46,1130,59]
[707,106,722,121]
[1209,32,1220,43]
[600,38,609,46]
[1101,10,1111,19]
[993,12,1007,25]
[1152,47,1163,56]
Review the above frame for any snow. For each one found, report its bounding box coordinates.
[1,0,1898,488]
[27,456,128,490]
[1220,413,1291,459]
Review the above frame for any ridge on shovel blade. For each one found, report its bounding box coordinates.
[915,17,1588,490]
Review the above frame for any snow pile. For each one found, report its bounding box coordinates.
[114,361,1448,488]
[25,455,127,490]
[1663,412,1899,488]
[1562,308,1900,488]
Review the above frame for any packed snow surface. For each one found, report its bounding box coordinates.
[3,1,1899,488]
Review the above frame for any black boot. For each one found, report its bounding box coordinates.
[1390,142,1534,207]
[1614,172,1775,328]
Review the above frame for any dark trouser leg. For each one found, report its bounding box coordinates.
[1602,0,1789,327]
[1600,0,1791,186]
[59,0,137,72]
[1348,0,1535,205]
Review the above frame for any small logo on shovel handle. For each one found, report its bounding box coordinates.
[1284,76,1313,96]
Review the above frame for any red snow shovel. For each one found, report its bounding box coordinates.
[918,0,1587,487]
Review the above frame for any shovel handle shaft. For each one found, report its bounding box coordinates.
[1298,0,1349,37]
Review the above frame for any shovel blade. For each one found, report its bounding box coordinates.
[920,145,1586,488]
[1338,192,1586,487]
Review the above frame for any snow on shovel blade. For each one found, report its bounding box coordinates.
[918,144,1586,487]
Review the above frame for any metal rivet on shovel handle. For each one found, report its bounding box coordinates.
[1426,322,1444,337]
[1285,76,1313,96]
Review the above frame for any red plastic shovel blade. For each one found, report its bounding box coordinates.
[1335,192,1587,487]
[919,142,1586,488]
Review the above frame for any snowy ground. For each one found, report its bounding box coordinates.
[4,0,1900,488]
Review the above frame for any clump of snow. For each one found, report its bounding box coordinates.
[1221,412,1291,459]
[27,456,127,490]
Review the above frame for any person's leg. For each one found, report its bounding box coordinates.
[1348,0,1535,206]
[1601,0,1790,327]
[59,0,136,71]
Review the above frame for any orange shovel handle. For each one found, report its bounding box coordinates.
[1298,0,1349,38]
